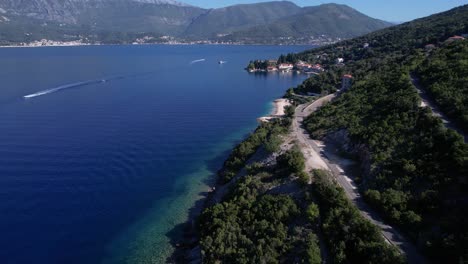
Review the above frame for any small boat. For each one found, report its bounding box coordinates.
[218,60,227,64]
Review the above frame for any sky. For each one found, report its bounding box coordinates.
[182,0,468,22]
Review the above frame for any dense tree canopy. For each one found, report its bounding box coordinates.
[297,12,468,261]
[312,170,405,264]
[303,59,467,262]
[200,143,322,263]
[418,40,468,132]
[219,119,289,183]
[293,71,341,95]
[199,5,468,263]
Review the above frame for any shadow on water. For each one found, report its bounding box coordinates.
[164,133,250,263]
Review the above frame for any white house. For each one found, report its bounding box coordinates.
[278,63,294,71]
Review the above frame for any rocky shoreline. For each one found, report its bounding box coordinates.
[170,98,291,263]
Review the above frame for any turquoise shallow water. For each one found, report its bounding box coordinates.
[0,44,309,263]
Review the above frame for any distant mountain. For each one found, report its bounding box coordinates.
[0,0,205,34]
[225,4,393,42]
[0,0,393,45]
[183,1,301,38]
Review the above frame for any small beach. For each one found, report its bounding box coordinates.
[258,98,291,122]
[272,98,291,116]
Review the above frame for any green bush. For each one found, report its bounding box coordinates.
[297,171,310,185]
[305,233,321,264]
[277,146,305,174]
[306,203,320,222]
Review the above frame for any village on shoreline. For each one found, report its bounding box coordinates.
[0,35,342,48]
[246,55,347,74]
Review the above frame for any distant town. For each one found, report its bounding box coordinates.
[14,34,464,48]
[1,34,343,48]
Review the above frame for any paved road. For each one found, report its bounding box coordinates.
[292,95,427,263]
[410,73,467,142]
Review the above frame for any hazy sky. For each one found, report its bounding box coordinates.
[182,0,468,22]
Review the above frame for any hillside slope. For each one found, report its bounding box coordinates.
[0,0,205,34]
[0,0,392,44]
[417,40,468,132]
[281,4,468,262]
[226,4,392,42]
[183,1,301,38]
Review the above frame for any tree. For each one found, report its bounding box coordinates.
[305,233,321,264]
[297,171,310,185]
[284,105,295,118]
[264,133,282,153]
[277,146,305,174]
[306,203,320,222]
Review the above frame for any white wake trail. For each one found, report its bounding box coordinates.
[23,69,177,100]
[190,59,206,64]
[23,78,112,99]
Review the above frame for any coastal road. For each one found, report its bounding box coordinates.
[291,94,426,263]
[410,73,467,142]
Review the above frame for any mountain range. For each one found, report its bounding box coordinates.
[0,0,393,45]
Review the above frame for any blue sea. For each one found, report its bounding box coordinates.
[0,45,309,263]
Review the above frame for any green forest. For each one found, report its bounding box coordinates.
[218,115,291,183]
[417,41,468,132]
[196,4,468,264]
[200,118,321,263]
[199,117,402,263]
[292,4,468,263]
[312,169,404,264]
[304,63,467,261]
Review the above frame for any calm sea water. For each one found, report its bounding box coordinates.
[0,45,309,264]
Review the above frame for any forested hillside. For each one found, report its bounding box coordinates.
[225,4,391,43]
[279,4,468,262]
[182,1,301,38]
[197,116,402,263]
[195,5,468,263]
[418,41,468,132]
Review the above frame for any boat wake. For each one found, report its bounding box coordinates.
[23,67,182,100]
[23,76,124,99]
[190,59,205,64]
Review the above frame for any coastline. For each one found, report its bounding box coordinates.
[171,97,291,262]
[0,43,98,48]
[0,43,321,49]
[272,98,291,116]
[257,98,291,122]
[103,126,257,264]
